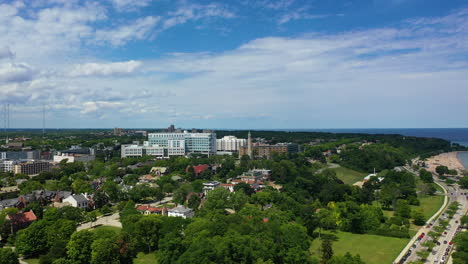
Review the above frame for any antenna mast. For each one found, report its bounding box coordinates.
[6,104,9,144]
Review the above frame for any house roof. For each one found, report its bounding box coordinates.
[151,167,168,173]
[187,164,209,175]
[8,211,37,223]
[66,194,88,203]
[169,205,192,214]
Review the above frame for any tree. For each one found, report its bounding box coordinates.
[101,181,121,202]
[395,200,411,219]
[90,238,120,264]
[421,183,436,195]
[459,177,468,189]
[321,239,334,264]
[436,165,449,176]
[188,195,201,211]
[15,221,48,258]
[66,230,95,264]
[85,211,98,228]
[173,184,192,205]
[419,169,433,183]
[0,248,19,264]
[19,180,44,195]
[134,215,163,253]
[412,209,426,226]
[230,191,248,212]
[234,182,254,195]
[251,191,273,210]
[72,178,92,194]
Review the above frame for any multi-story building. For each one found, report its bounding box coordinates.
[0,150,41,160]
[239,143,299,159]
[216,136,246,152]
[121,130,216,158]
[53,148,96,163]
[0,160,17,172]
[13,160,51,176]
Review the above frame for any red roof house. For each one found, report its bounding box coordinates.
[186,165,209,175]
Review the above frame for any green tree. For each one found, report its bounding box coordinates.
[90,238,120,264]
[435,165,449,176]
[134,215,163,253]
[15,221,48,258]
[251,191,273,210]
[459,177,468,189]
[0,248,19,264]
[412,209,426,226]
[72,178,92,194]
[395,199,411,218]
[188,195,201,211]
[66,230,95,264]
[321,239,334,264]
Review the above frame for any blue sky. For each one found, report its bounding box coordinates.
[0,0,467,129]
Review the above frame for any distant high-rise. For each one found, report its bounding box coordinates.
[216,136,246,152]
[121,128,216,158]
[247,131,252,158]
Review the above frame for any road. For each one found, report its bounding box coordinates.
[426,184,467,264]
[397,179,468,264]
[75,196,173,231]
[76,212,122,231]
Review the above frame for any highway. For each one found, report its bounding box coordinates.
[426,183,467,264]
[398,180,468,264]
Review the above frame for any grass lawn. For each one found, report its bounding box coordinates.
[134,252,158,264]
[24,259,40,264]
[310,231,408,264]
[331,167,366,185]
[90,225,122,234]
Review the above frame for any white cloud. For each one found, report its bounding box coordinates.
[278,12,329,24]
[0,63,35,83]
[95,16,160,46]
[109,0,153,12]
[162,3,235,30]
[80,101,122,114]
[69,60,142,77]
[0,47,14,60]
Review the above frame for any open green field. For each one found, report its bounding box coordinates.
[310,231,408,264]
[413,194,444,220]
[331,166,367,184]
[134,252,158,264]
[90,225,122,234]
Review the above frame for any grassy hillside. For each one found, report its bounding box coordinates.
[310,231,408,264]
[331,166,367,184]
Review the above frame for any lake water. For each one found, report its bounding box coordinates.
[457,152,468,169]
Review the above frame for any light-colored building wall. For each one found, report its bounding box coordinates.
[121,131,216,158]
[216,136,246,152]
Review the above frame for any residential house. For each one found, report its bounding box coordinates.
[150,167,169,176]
[62,194,89,209]
[136,205,169,215]
[202,181,220,195]
[168,205,194,219]
[186,164,209,176]
[6,210,37,232]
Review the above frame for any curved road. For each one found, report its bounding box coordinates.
[396,173,468,264]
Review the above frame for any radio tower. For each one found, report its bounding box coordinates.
[42,104,45,138]
[3,104,6,144]
[6,104,9,144]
